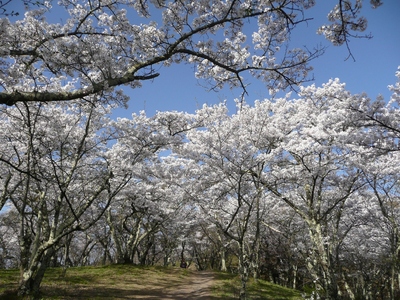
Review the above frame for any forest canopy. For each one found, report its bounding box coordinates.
[2,1,400,300]
[0,0,382,106]
[1,72,400,299]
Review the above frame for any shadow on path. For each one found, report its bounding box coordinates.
[158,271,216,300]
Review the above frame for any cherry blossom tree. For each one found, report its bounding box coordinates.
[0,0,381,106]
[249,81,369,299]
[1,48,399,299]
[257,197,310,289]
[172,78,386,299]
[0,101,119,296]
[0,0,49,17]
[104,110,199,264]
[172,102,278,300]
[347,69,400,300]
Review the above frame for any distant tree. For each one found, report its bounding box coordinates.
[0,208,20,268]
[174,102,275,300]
[0,0,381,106]
[105,110,196,264]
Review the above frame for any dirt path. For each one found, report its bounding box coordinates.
[159,270,215,300]
[0,267,219,299]
[128,270,216,300]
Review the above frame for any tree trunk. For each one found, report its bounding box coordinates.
[18,247,54,297]
[306,219,339,300]
[163,248,172,267]
[238,241,249,300]
[106,209,126,264]
[139,239,153,265]
[63,234,73,267]
[217,233,227,272]
[251,193,261,280]
[292,264,298,289]
[342,273,355,300]
[220,247,227,272]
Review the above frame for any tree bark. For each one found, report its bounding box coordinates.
[238,240,249,300]
[18,247,54,297]
[106,208,126,264]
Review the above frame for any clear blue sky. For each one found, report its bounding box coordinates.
[5,1,400,117]
[113,1,400,118]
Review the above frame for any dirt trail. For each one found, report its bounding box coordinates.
[159,270,215,300]
[0,267,218,299]
[130,270,215,300]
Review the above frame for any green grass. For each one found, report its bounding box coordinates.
[0,265,304,300]
[212,272,304,299]
[0,269,19,294]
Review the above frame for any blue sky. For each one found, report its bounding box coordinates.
[5,1,400,118]
[113,1,400,118]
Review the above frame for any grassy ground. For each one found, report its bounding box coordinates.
[0,265,304,300]
[212,272,304,299]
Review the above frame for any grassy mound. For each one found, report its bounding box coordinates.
[212,272,304,299]
[0,265,303,299]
